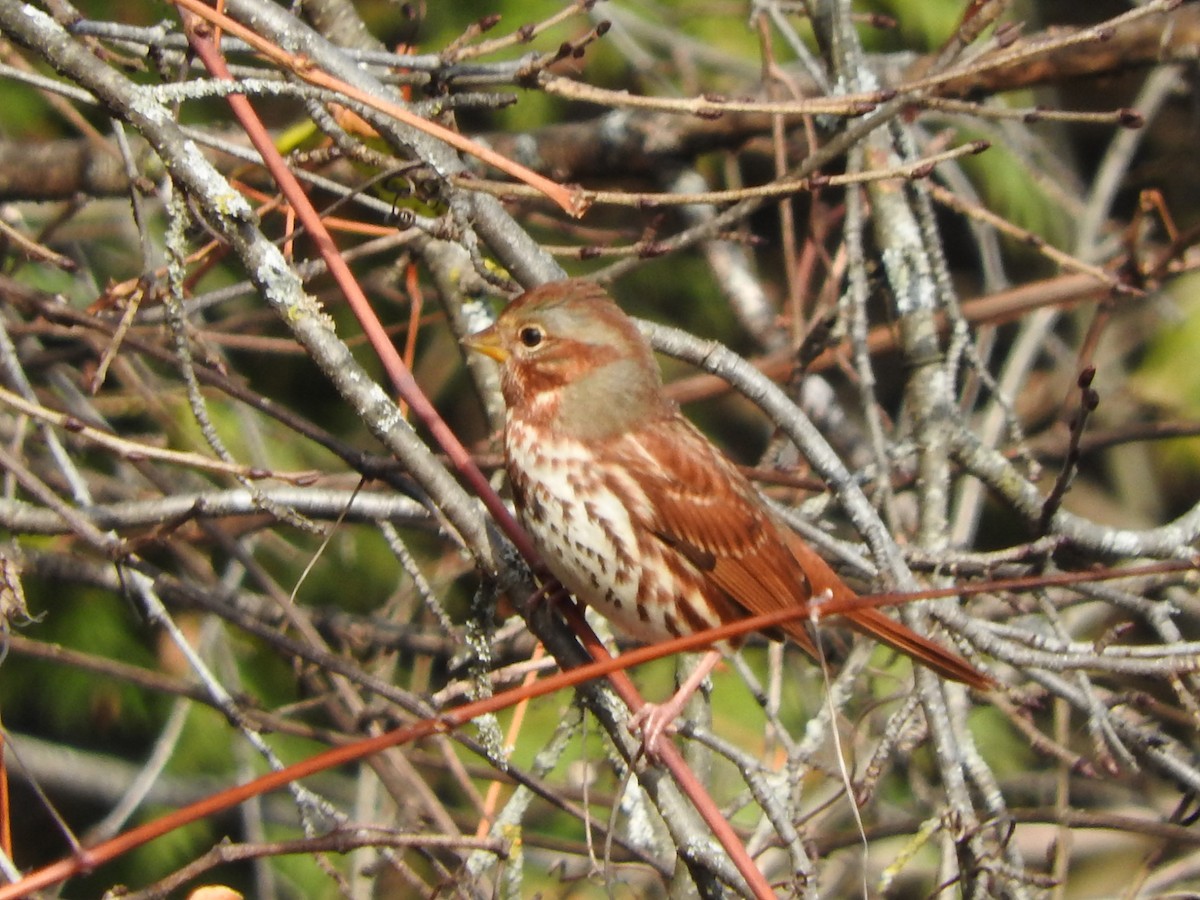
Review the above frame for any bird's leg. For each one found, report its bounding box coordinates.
[628,648,723,760]
[497,575,560,620]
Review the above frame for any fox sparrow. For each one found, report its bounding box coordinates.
[465,280,991,753]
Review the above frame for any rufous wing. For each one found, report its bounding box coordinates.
[624,418,823,656]
[627,416,993,690]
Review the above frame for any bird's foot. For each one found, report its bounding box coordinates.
[628,649,724,761]
[628,697,686,761]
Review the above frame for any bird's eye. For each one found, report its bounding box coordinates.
[518,325,544,349]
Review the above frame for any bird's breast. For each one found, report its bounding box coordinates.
[505,419,710,642]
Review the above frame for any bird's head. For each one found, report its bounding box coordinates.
[463,279,669,436]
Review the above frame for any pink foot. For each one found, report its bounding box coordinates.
[628,699,686,760]
[627,650,724,761]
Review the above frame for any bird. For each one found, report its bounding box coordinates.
[464,279,992,755]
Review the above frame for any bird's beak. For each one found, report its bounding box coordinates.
[462,325,509,363]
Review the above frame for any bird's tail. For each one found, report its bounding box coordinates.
[841,604,994,691]
[782,530,994,691]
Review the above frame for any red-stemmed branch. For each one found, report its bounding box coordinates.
[4,557,1195,899]
[176,8,776,897]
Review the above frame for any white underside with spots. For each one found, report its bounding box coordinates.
[507,419,711,642]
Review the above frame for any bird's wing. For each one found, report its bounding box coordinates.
[621,415,994,690]
[618,415,823,654]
